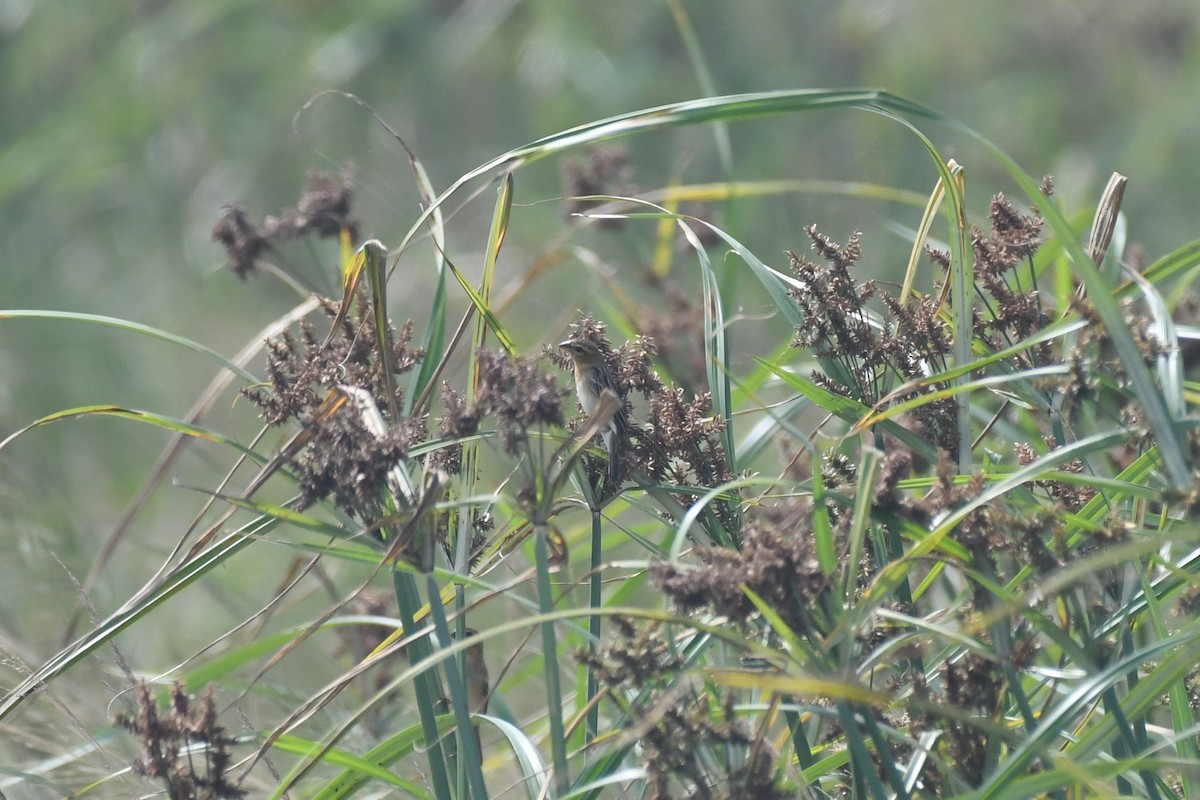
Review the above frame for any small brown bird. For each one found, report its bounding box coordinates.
[559,338,628,486]
[461,630,489,718]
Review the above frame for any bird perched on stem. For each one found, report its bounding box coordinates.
[559,338,628,486]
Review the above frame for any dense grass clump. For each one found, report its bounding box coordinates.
[3,89,1200,799]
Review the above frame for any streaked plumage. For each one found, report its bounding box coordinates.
[559,338,628,485]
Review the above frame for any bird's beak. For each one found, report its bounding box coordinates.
[558,340,572,350]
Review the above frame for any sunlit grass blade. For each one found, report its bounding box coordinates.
[361,240,402,422]
[741,586,818,666]
[667,475,767,559]
[474,715,548,800]
[707,668,891,708]
[484,171,512,293]
[308,723,433,800]
[0,309,258,383]
[407,156,449,416]
[205,493,345,536]
[683,219,735,477]
[389,90,939,266]
[1125,264,1186,418]
[320,237,372,349]
[855,363,1070,432]
[1140,237,1200,293]
[270,734,429,795]
[462,171,516,370]
[899,159,962,304]
[850,317,1088,432]
[0,405,243,453]
[643,177,929,207]
[561,766,647,800]
[444,249,515,357]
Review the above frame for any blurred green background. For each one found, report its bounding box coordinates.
[1,0,1197,775]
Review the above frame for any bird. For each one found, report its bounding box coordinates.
[559,338,628,486]
[460,629,490,718]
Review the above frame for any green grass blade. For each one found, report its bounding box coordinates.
[444,250,516,356]
[586,509,602,744]
[308,722,433,800]
[360,239,401,422]
[682,220,736,478]
[391,571,453,800]
[0,404,251,454]
[271,734,430,796]
[534,526,569,795]
[811,462,836,578]
[754,357,941,466]
[427,575,489,800]
[477,715,549,800]
[0,309,259,383]
[958,125,1193,488]
[867,108,974,467]
[389,90,938,266]
[973,631,1200,799]
[0,517,270,721]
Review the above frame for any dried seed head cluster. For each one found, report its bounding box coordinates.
[115,682,244,799]
[651,499,827,635]
[473,348,568,455]
[212,165,357,278]
[427,348,570,526]
[1061,291,1171,434]
[966,194,1053,364]
[242,277,573,522]
[789,226,960,454]
[640,387,732,481]
[911,652,1012,786]
[294,407,422,516]
[580,619,788,800]
[1016,437,1097,512]
[431,383,479,475]
[579,616,681,690]
[561,144,636,228]
[789,228,878,398]
[241,292,425,516]
[905,664,993,791]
